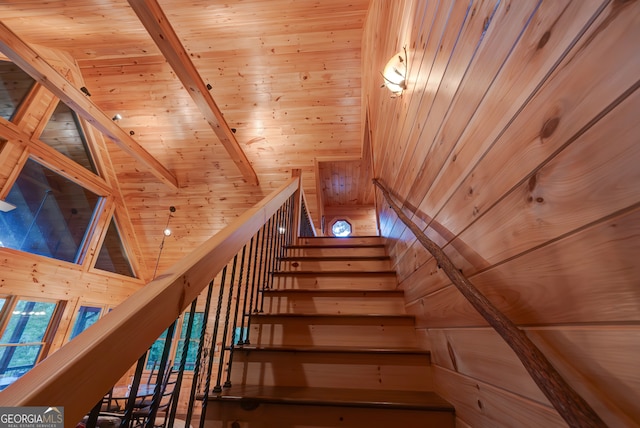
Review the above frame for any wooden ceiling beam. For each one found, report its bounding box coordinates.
[0,22,179,190]
[128,0,259,186]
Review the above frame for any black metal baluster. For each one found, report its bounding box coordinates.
[285,197,291,245]
[167,299,198,428]
[288,195,296,243]
[144,321,176,428]
[224,245,247,388]
[277,204,287,272]
[239,236,254,344]
[85,396,102,428]
[257,219,270,313]
[267,213,279,290]
[273,207,283,275]
[245,228,264,340]
[119,352,147,428]
[200,267,227,428]
[185,280,214,428]
[213,255,238,393]
[276,207,284,277]
[259,217,274,312]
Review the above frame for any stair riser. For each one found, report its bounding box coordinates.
[206,402,455,428]
[296,236,384,247]
[249,323,418,348]
[271,275,397,290]
[280,259,391,272]
[262,295,406,315]
[297,237,384,246]
[230,352,432,391]
[286,247,387,258]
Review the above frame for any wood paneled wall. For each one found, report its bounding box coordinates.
[363,0,639,426]
[0,46,145,357]
[324,205,378,237]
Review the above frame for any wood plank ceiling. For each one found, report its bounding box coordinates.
[0,0,372,273]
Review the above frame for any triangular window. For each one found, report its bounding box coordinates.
[0,158,101,263]
[94,217,135,278]
[39,102,98,174]
[0,60,35,122]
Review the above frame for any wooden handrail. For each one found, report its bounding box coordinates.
[299,189,317,237]
[0,177,299,426]
[373,179,606,428]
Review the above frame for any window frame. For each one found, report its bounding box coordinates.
[330,218,353,237]
[0,295,65,389]
[0,156,107,265]
[90,209,137,279]
[66,302,110,342]
[0,78,139,279]
[0,59,36,123]
[145,311,204,373]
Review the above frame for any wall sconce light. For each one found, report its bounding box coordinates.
[381,47,408,96]
[153,206,176,279]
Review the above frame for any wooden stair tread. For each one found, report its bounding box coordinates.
[210,385,453,412]
[234,345,430,355]
[279,256,390,261]
[286,244,385,249]
[251,313,413,320]
[272,270,396,276]
[262,288,403,296]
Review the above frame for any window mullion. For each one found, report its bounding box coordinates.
[0,295,17,336]
[77,196,111,267]
[38,300,66,362]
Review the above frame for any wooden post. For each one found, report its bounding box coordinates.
[373,178,607,428]
[127,0,259,186]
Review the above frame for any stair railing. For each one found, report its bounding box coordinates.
[299,190,316,237]
[373,178,606,428]
[0,175,301,428]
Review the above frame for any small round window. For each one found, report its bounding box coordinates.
[332,220,352,237]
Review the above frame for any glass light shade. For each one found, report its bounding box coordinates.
[163,228,172,236]
[382,52,407,95]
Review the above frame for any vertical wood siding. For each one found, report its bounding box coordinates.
[364,0,640,426]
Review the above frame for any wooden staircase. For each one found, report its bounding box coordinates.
[205,236,455,427]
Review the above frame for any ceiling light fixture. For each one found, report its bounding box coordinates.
[153,206,176,279]
[112,113,122,121]
[381,47,408,96]
[0,199,16,212]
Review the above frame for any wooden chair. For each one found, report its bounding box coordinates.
[100,388,120,412]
